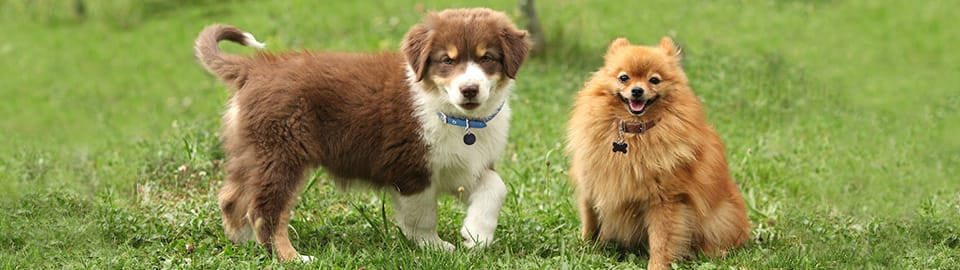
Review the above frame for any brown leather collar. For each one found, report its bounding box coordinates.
[621,119,659,134]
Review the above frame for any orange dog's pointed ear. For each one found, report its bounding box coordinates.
[500,29,530,79]
[658,37,682,59]
[401,24,434,82]
[606,38,630,56]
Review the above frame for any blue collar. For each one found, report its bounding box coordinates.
[437,102,505,129]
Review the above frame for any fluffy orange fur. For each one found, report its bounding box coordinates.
[566,37,750,270]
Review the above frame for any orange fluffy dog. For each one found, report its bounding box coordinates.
[566,37,750,269]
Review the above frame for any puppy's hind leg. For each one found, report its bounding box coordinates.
[249,159,310,262]
[219,180,255,242]
[219,151,258,243]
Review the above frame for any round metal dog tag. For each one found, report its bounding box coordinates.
[463,132,477,145]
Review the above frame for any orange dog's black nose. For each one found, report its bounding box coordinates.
[631,87,644,98]
[461,84,479,98]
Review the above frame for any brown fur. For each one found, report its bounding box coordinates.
[403,9,528,83]
[566,37,750,270]
[193,8,528,261]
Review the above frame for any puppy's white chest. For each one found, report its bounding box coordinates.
[429,119,503,161]
[422,111,510,192]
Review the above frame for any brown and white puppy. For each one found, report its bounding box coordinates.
[193,8,529,261]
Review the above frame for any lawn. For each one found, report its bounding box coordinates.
[1,0,957,268]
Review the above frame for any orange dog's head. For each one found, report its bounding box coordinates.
[595,37,688,116]
[401,8,530,115]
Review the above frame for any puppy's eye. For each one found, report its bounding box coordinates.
[479,55,494,63]
[618,74,630,83]
[649,77,661,85]
[441,57,454,65]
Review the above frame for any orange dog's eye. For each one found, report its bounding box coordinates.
[649,77,660,85]
[618,74,630,83]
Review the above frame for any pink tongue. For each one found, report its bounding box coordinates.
[629,100,645,111]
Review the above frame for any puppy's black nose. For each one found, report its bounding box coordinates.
[631,87,644,98]
[461,84,479,99]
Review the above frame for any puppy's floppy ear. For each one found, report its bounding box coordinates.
[401,24,434,82]
[499,29,530,79]
[658,37,682,60]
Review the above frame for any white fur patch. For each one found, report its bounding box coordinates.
[223,97,240,138]
[443,62,495,111]
[298,255,316,263]
[242,32,266,49]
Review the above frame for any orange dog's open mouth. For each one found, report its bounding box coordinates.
[617,92,658,115]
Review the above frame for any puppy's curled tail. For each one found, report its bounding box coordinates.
[193,24,266,87]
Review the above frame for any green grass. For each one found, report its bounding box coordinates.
[1,0,958,268]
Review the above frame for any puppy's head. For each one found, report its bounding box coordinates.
[402,8,530,114]
[598,37,687,116]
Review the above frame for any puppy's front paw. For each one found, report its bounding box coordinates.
[298,255,316,263]
[460,227,493,249]
[416,237,455,251]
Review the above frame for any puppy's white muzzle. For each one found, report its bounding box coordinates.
[445,62,493,110]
